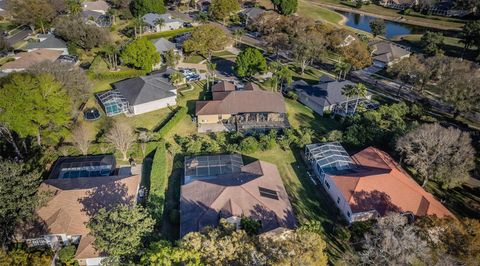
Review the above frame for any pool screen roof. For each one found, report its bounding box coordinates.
[96,90,129,117]
[306,142,355,173]
[49,155,116,179]
[184,154,244,184]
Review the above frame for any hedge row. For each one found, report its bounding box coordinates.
[147,140,168,227]
[87,69,147,80]
[154,106,188,139]
[143,27,194,40]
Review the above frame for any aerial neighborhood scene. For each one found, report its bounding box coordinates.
[0,0,480,265]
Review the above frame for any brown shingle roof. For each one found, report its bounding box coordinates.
[330,147,453,218]
[180,160,296,236]
[196,89,286,116]
[36,175,140,259]
[1,49,62,71]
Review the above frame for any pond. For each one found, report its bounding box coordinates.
[336,10,454,39]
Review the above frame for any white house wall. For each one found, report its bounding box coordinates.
[297,91,327,115]
[132,96,177,115]
[156,22,183,32]
[321,172,354,223]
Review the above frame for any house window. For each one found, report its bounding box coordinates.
[337,197,341,204]
[259,187,279,200]
[324,180,330,189]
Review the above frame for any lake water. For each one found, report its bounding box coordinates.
[336,10,450,39]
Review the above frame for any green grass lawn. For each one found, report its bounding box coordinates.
[298,0,345,24]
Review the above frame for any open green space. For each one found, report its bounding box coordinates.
[298,0,345,24]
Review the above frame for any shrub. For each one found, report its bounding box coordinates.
[155,107,188,139]
[239,136,260,153]
[58,245,76,265]
[143,28,195,40]
[169,208,180,224]
[147,141,168,228]
[87,69,147,80]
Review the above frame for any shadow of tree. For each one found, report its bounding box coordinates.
[350,190,402,216]
[78,181,133,217]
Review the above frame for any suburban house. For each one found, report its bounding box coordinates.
[97,72,177,116]
[142,13,185,33]
[195,81,289,132]
[180,154,296,237]
[305,142,453,223]
[369,41,411,68]
[0,49,63,73]
[152,38,178,54]
[292,76,373,116]
[48,155,116,179]
[20,155,140,266]
[82,0,110,27]
[241,7,267,26]
[379,0,418,10]
[26,33,68,54]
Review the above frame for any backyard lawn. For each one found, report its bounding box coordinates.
[298,0,345,24]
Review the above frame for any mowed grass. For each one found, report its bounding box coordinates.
[298,0,345,24]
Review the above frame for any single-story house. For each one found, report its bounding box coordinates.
[142,13,184,33]
[370,41,411,68]
[180,154,296,237]
[97,72,177,116]
[48,155,116,179]
[241,7,267,26]
[82,1,111,27]
[20,155,140,266]
[0,49,63,73]
[195,81,289,133]
[305,142,453,223]
[152,38,177,54]
[83,0,109,14]
[26,33,68,54]
[292,76,372,116]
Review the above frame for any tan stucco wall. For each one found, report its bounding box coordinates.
[197,114,231,124]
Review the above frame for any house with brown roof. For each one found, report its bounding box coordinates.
[305,142,453,223]
[20,157,140,266]
[180,154,296,237]
[369,41,411,68]
[195,81,289,133]
[1,49,63,73]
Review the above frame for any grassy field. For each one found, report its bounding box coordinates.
[308,0,468,29]
[298,0,345,24]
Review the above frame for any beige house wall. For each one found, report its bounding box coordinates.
[197,114,231,124]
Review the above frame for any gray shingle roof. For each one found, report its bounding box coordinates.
[26,34,67,50]
[293,78,359,107]
[242,7,266,20]
[112,73,176,106]
[142,13,184,27]
[370,41,410,64]
[152,38,176,53]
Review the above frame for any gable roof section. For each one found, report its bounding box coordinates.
[83,0,109,12]
[152,38,176,53]
[1,49,62,71]
[142,13,184,27]
[329,147,453,218]
[180,160,296,236]
[36,174,140,259]
[371,41,410,64]
[196,90,286,115]
[26,34,67,50]
[293,78,357,107]
[112,73,176,106]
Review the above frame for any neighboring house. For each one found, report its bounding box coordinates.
[241,7,266,26]
[82,0,111,27]
[97,72,177,116]
[195,81,289,133]
[20,155,140,266]
[292,76,372,116]
[48,155,116,179]
[379,0,418,10]
[338,34,356,48]
[180,154,296,237]
[142,13,184,33]
[83,0,109,14]
[370,41,411,68]
[0,49,63,73]
[26,34,68,54]
[0,0,9,19]
[152,38,177,54]
[305,142,453,223]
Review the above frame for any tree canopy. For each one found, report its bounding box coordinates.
[421,31,444,56]
[54,16,111,50]
[369,19,386,38]
[87,205,155,258]
[120,38,161,72]
[234,47,267,78]
[8,0,59,33]
[271,0,298,15]
[396,123,475,188]
[183,24,231,61]
[0,73,72,147]
[131,0,166,17]
[209,0,240,21]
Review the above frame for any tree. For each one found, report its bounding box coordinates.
[240,217,262,235]
[131,0,166,17]
[387,55,431,92]
[358,213,430,265]
[209,0,240,22]
[338,40,372,69]
[54,16,111,50]
[269,61,292,92]
[8,0,56,33]
[460,20,480,58]
[120,38,161,72]
[163,49,181,68]
[334,61,351,80]
[0,73,71,147]
[105,123,136,161]
[141,240,202,266]
[273,0,298,15]
[396,123,475,188]
[351,83,368,114]
[100,43,119,70]
[421,31,444,56]
[292,29,326,75]
[369,19,386,38]
[183,24,231,61]
[169,71,185,86]
[234,48,267,78]
[58,245,76,265]
[239,136,260,153]
[71,123,90,155]
[232,29,245,47]
[29,60,92,114]
[0,161,45,249]
[154,18,165,31]
[87,205,154,258]
[341,84,356,115]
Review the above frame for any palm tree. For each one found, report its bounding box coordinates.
[341,84,356,115]
[132,17,144,37]
[154,18,165,32]
[352,83,368,114]
[334,61,351,80]
[69,1,82,15]
[169,71,185,86]
[101,44,119,70]
[206,62,217,91]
